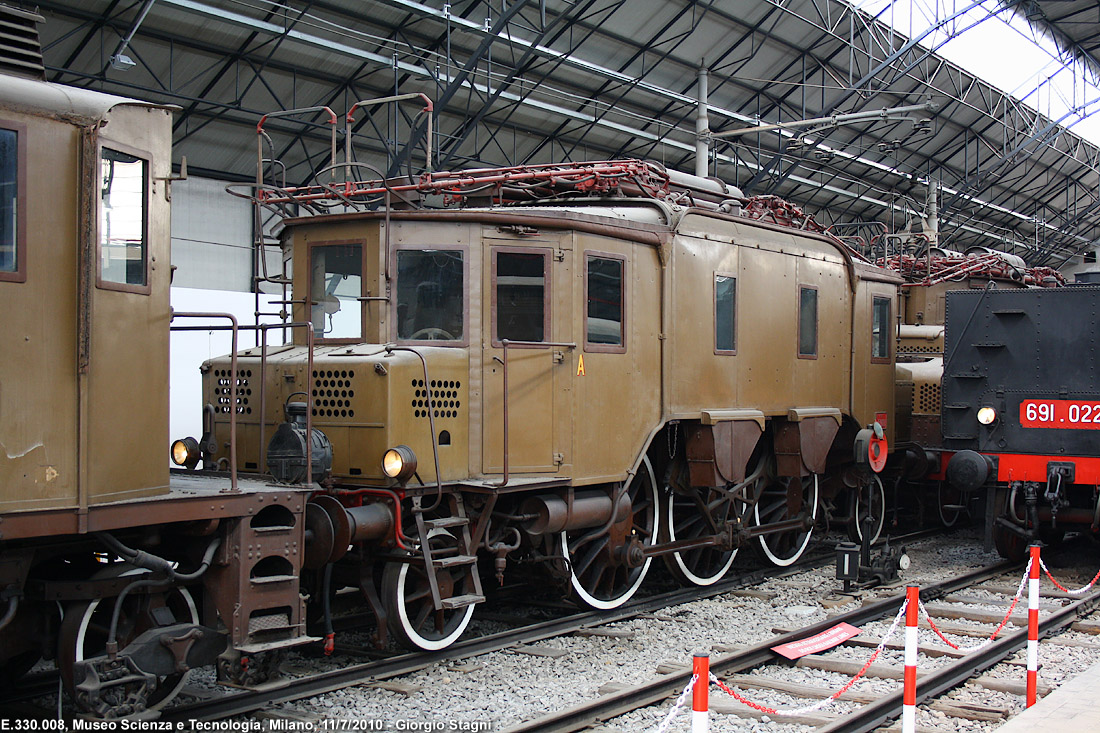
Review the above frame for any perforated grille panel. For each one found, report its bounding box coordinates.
[312,369,356,419]
[898,344,941,354]
[917,383,941,414]
[213,368,252,414]
[410,378,463,420]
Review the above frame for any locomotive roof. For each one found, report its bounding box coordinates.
[0,71,177,124]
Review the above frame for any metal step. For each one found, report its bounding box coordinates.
[440,593,485,610]
[433,554,477,569]
[425,516,470,530]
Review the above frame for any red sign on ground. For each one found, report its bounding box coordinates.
[771,623,861,660]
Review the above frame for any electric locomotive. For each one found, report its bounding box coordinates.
[183,105,900,651]
[0,7,313,717]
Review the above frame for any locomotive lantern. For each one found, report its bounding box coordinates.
[267,398,333,484]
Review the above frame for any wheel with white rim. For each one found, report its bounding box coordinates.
[561,456,660,609]
[382,528,476,651]
[664,459,743,586]
[754,470,819,567]
[848,474,885,544]
[57,564,198,713]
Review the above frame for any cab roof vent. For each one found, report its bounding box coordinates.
[0,4,44,80]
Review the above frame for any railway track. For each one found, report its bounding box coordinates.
[504,560,1100,732]
[0,527,944,722]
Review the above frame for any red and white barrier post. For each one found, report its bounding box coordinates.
[692,654,709,733]
[1027,544,1041,707]
[903,586,919,733]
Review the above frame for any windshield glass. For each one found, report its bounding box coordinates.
[396,249,464,341]
[310,243,362,339]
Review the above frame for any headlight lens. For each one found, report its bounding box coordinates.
[382,445,417,481]
[171,437,201,469]
[977,406,997,425]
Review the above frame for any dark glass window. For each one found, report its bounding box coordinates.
[586,255,623,346]
[798,287,818,357]
[0,129,15,273]
[496,251,546,343]
[715,274,736,352]
[310,244,362,339]
[99,148,147,286]
[872,296,891,360]
[396,250,464,341]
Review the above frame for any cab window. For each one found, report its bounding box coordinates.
[310,243,362,340]
[798,286,817,358]
[396,249,465,342]
[585,254,625,351]
[494,250,547,344]
[0,125,21,282]
[99,147,148,289]
[872,296,891,361]
[715,274,736,353]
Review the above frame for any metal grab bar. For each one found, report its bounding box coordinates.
[170,312,240,492]
[495,340,577,488]
[345,94,434,174]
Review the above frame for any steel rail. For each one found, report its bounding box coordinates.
[1,528,944,716]
[499,560,1018,733]
[817,582,1100,733]
[158,528,944,721]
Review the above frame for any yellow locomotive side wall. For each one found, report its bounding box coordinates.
[669,214,851,417]
[0,111,81,511]
[86,106,174,502]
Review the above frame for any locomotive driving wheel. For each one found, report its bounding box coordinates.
[57,564,198,715]
[560,456,659,609]
[664,458,747,586]
[381,528,476,651]
[753,458,819,567]
[847,474,885,544]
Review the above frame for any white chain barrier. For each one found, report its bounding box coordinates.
[1039,557,1100,596]
[709,598,909,717]
[652,673,699,733]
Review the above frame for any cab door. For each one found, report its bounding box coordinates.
[482,235,573,475]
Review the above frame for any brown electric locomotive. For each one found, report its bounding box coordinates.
[185,103,900,652]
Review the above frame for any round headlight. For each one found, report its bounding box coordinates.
[171,437,201,469]
[382,445,417,482]
[977,406,997,425]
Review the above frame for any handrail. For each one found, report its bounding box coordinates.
[495,340,577,488]
[170,312,240,492]
[255,106,339,189]
[384,345,445,513]
[346,94,433,174]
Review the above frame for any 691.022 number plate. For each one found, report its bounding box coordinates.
[1019,399,1100,429]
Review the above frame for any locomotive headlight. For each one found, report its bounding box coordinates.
[171,437,201,469]
[382,445,417,482]
[977,406,998,425]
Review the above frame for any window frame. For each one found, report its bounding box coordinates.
[391,243,470,347]
[871,295,892,364]
[307,238,367,345]
[0,120,27,284]
[583,250,628,354]
[491,245,552,348]
[95,140,152,295]
[797,285,818,360]
[713,272,737,355]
